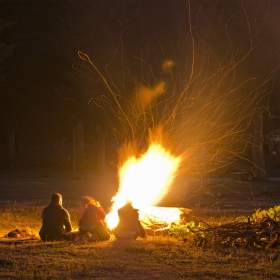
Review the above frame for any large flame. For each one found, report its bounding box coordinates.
[106,143,181,229]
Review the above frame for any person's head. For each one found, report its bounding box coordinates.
[81,196,100,207]
[51,193,62,205]
[125,199,132,206]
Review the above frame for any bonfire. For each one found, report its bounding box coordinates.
[104,138,280,250]
[105,142,183,234]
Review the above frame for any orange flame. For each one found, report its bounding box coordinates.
[106,143,181,229]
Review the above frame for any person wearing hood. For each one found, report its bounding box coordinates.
[114,200,146,240]
[39,193,72,241]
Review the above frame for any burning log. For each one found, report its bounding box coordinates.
[138,207,194,237]
[154,226,170,236]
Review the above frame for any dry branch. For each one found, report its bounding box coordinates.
[195,217,280,250]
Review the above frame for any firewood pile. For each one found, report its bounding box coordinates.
[3,228,37,239]
[0,228,41,244]
[193,216,280,250]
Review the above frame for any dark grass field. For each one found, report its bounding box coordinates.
[1,169,280,217]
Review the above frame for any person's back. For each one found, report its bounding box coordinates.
[39,193,72,241]
[117,203,140,231]
[114,200,146,239]
[78,203,105,230]
[77,196,110,241]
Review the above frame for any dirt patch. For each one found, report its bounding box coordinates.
[0,170,118,212]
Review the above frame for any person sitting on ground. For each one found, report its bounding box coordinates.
[114,200,146,240]
[78,196,110,241]
[39,193,73,242]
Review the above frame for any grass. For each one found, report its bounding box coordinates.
[0,203,81,234]
[1,170,280,279]
[1,208,280,279]
[1,235,280,279]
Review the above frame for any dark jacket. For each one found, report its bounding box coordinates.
[39,203,72,240]
[114,203,146,239]
[116,204,141,231]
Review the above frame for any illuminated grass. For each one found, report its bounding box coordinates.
[1,235,280,279]
[0,203,80,232]
[0,177,279,279]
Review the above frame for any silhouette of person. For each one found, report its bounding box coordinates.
[114,200,146,240]
[39,193,72,241]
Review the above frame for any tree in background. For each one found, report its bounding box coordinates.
[82,0,279,180]
[0,17,15,165]
[0,19,14,82]
[0,0,279,177]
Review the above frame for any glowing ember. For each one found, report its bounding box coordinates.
[106,143,181,229]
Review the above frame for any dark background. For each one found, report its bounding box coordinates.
[0,0,280,173]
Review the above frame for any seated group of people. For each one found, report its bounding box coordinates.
[39,193,146,242]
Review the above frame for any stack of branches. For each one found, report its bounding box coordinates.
[3,228,37,239]
[194,217,280,250]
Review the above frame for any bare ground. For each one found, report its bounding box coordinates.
[1,169,280,212]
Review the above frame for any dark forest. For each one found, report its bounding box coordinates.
[0,0,280,177]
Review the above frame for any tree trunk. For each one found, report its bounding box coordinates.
[7,130,15,164]
[251,108,266,180]
[97,126,106,172]
[72,122,85,174]
[76,122,85,169]
[72,127,76,175]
